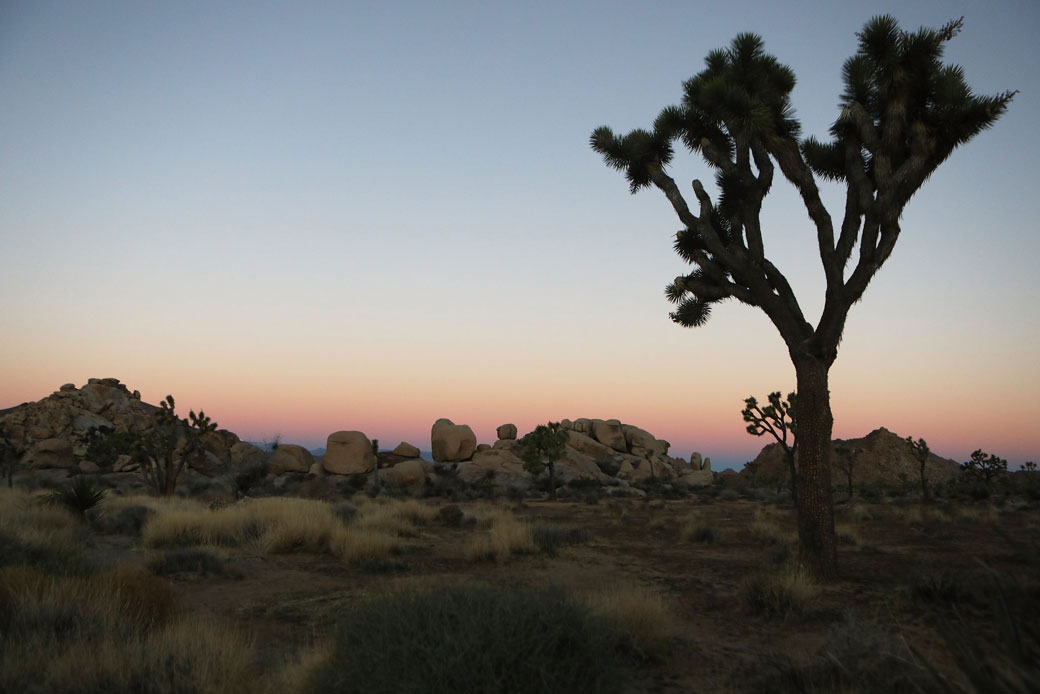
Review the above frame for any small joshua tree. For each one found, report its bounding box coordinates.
[0,437,23,489]
[833,443,857,498]
[137,395,218,496]
[520,422,570,500]
[960,449,1008,484]
[743,392,797,502]
[905,436,931,502]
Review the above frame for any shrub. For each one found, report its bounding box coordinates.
[301,586,628,694]
[680,518,718,544]
[434,504,464,527]
[741,567,819,619]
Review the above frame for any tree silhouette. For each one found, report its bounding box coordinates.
[520,422,569,500]
[136,395,218,496]
[591,16,1014,578]
[905,436,931,502]
[742,392,797,502]
[833,443,858,498]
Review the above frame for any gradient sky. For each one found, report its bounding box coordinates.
[2,1,1038,469]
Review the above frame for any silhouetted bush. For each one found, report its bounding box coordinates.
[149,549,238,579]
[93,504,154,536]
[44,477,108,521]
[532,524,589,557]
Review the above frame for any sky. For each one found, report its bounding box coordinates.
[1,0,1038,469]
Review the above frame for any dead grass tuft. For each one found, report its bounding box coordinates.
[465,510,536,562]
[579,584,674,659]
[741,566,819,619]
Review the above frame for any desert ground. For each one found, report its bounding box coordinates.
[2,477,1037,693]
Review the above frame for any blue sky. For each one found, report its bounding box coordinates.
[2,1,1038,468]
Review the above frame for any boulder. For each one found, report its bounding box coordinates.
[382,459,430,490]
[572,418,594,435]
[475,443,491,453]
[79,460,100,473]
[496,423,518,440]
[623,425,669,458]
[591,419,628,453]
[457,448,529,484]
[230,442,266,470]
[564,430,619,461]
[677,470,714,488]
[392,442,421,458]
[629,458,677,483]
[266,444,314,475]
[323,431,376,475]
[617,459,635,479]
[431,418,476,463]
[555,449,610,483]
[113,454,138,472]
[29,438,75,469]
[188,450,226,477]
[702,457,712,472]
[492,438,520,452]
[690,452,703,469]
[308,462,325,477]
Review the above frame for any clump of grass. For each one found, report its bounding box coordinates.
[908,569,983,608]
[300,586,628,694]
[353,498,436,538]
[532,523,589,557]
[466,511,536,562]
[835,522,862,546]
[747,509,796,546]
[579,585,674,660]
[741,567,819,619]
[331,527,404,565]
[148,548,238,579]
[679,515,719,544]
[954,504,999,525]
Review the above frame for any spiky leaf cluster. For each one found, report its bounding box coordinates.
[905,436,930,463]
[592,17,1013,337]
[803,15,1017,190]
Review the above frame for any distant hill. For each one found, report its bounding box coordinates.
[742,427,960,488]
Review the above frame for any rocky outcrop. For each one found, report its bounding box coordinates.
[323,431,376,475]
[744,427,961,488]
[431,419,476,463]
[0,378,242,469]
[590,419,627,453]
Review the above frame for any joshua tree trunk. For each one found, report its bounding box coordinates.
[793,354,837,580]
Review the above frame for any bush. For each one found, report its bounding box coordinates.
[302,586,628,694]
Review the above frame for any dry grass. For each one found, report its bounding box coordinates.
[578,584,674,659]
[0,563,257,693]
[747,508,796,546]
[741,566,820,619]
[679,512,720,544]
[954,504,999,525]
[139,496,427,565]
[834,522,863,546]
[465,509,536,562]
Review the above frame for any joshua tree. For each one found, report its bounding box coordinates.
[742,391,797,502]
[0,438,22,488]
[520,422,570,500]
[591,17,1014,578]
[833,443,857,498]
[905,436,931,501]
[961,449,1008,484]
[137,395,218,496]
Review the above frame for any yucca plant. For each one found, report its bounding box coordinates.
[45,476,108,521]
